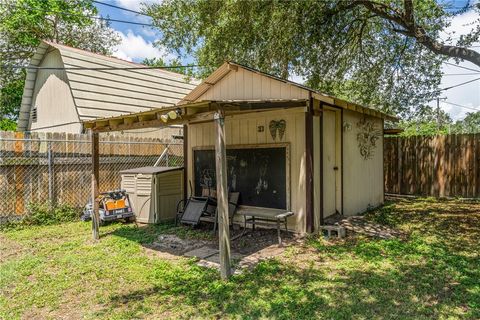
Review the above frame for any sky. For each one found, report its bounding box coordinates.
[95,0,480,121]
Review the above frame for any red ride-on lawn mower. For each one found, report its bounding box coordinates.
[81,189,135,225]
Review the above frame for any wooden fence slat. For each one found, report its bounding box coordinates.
[384,134,478,198]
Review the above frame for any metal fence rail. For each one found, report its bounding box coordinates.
[0,131,183,220]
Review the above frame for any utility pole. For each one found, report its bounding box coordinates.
[436,97,447,129]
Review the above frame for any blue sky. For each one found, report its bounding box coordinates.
[95,0,480,121]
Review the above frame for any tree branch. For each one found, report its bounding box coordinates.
[334,0,480,67]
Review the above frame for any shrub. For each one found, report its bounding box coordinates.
[22,202,81,226]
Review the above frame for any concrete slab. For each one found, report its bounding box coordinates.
[184,246,218,259]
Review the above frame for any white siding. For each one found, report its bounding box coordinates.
[18,41,199,132]
[29,50,81,133]
[343,110,384,216]
[187,108,307,232]
[197,68,309,101]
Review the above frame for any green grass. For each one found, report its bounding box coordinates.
[1,198,479,319]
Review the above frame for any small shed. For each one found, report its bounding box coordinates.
[120,167,183,223]
[85,62,397,234]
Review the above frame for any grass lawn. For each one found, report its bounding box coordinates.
[1,197,479,319]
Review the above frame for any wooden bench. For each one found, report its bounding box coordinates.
[235,208,294,245]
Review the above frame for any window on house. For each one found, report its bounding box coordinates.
[31,105,37,123]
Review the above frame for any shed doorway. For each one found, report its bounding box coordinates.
[322,108,342,218]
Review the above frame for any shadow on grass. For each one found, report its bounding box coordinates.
[93,198,480,319]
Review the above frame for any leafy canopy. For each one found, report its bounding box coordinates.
[0,0,120,128]
[145,0,479,118]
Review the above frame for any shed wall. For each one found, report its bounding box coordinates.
[29,50,81,133]
[187,108,307,232]
[197,68,309,101]
[342,110,384,216]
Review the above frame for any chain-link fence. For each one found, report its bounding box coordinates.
[0,131,183,222]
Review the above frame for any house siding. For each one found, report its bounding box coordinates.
[29,50,81,133]
[342,110,384,216]
[187,108,308,232]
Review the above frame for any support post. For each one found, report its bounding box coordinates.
[214,111,231,280]
[183,124,188,200]
[90,130,100,240]
[305,95,314,233]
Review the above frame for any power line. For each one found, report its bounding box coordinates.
[442,101,480,112]
[443,72,480,76]
[92,0,150,17]
[440,77,480,91]
[4,3,155,27]
[2,64,204,71]
[443,62,480,73]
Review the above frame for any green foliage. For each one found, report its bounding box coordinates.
[142,57,198,79]
[398,104,453,136]
[22,202,80,226]
[0,0,120,122]
[143,0,473,117]
[0,118,17,131]
[1,198,479,318]
[451,111,480,134]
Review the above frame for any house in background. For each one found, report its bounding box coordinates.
[17,40,198,139]
[84,61,397,233]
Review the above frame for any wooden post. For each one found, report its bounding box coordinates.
[214,111,231,280]
[90,130,100,240]
[14,132,25,215]
[305,95,314,233]
[183,124,188,200]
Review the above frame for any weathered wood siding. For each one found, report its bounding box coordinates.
[197,67,309,101]
[30,50,81,133]
[187,108,307,232]
[343,110,384,216]
[384,134,480,198]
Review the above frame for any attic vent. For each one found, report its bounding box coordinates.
[31,105,38,123]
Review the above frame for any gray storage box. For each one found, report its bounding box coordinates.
[120,167,184,223]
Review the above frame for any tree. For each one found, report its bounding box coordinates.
[398,104,453,136]
[451,111,480,134]
[144,0,479,117]
[142,57,197,79]
[0,0,120,129]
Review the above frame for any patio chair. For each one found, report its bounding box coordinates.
[213,192,240,232]
[175,188,217,227]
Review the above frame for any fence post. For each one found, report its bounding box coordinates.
[47,141,56,205]
[90,130,100,241]
[14,132,25,215]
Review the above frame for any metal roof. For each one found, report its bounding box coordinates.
[17,40,200,131]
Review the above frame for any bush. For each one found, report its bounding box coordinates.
[22,202,80,226]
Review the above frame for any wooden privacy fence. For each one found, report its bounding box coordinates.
[384,134,480,198]
[0,131,183,220]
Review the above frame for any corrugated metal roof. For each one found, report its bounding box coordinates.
[18,41,200,131]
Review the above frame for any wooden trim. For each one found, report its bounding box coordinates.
[382,118,385,204]
[90,130,100,240]
[305,94,314,233]
[340,109,344,216]
[319,103,325,226]
[192,143,291,211]
[183,124,188,199]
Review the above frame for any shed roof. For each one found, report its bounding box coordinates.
[180,61,397,121]
[18,41,200,131]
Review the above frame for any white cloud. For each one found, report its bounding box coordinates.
[434,6,480,121]
[112,30,172,63]
[114,0,162,12]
